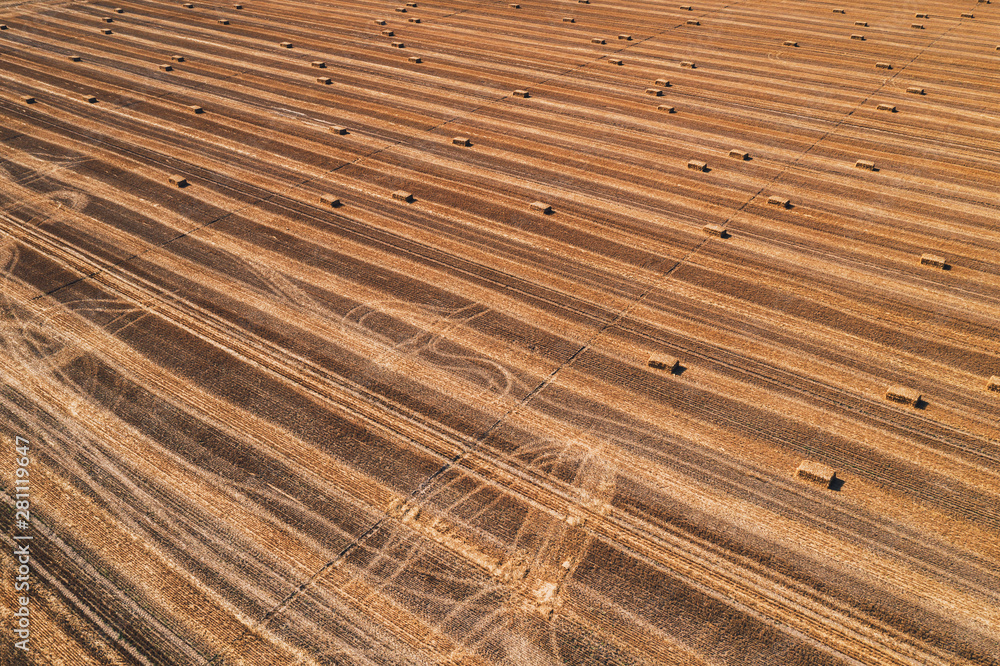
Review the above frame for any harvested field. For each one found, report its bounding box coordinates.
[0,0,999,664]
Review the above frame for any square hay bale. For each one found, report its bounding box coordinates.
[961,13,974,18]
[851,34,865,40]
[22,96,35,104]
[452,136,471,146]
[687,159,707,171]
[102,17,113,22]
[578,0,589,4]
[280,41,293,48]
[114,7,124,12]
[679,4,692,9]
[876,103,896,111]
[920,253,947,268]
[159,63,173,71]
[767,195,789,207]
[329,125,348,134]
[312,61,327,68]
[406,1,417,5]
[703,223,726,237]
[608,58,622,65]
[509,3,520,7]
[172,55,186,62]
[68,55,82,61]
[915,13,929,18]
[680,60,695,68]
[563,17,575,21]
[783,40,798,47]
[618,34,632,40]
[729,149,748,160]
[168,175,188,187]
[987,376,1000,392]
[374,19,386,24]
[911,23,924,28]
[233,3,242,8]
[100,28,113,34]
[885,385,920,407]
[657,105,676,113]
[83,95,97,103]
[796,460,836,486]
[408,55,422,63]
[320,194,341,207]
[218,18,229,24]
[392,190,414,202]
[592,37,605,44]
[513,89,530,97]
[189,105,204,113]
[647,353,679,372]
[854,159,875,170]
[686,19,700,25]
[395,6,407,11]
[408,17,421,22]
[183,2,193,6]
[0,23,7,29]
[317,76,332,84]
[854,21,867,26]
[530,201,553,213]
[906,87,924,94]
[391,41,405,48]
[382,29,394,35]
[833,8,845,13]
[645,88,663,96]
[655,78,671,86]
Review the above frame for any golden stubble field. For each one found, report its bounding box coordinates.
[0,0,998,663]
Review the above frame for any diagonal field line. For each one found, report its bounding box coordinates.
[728,15,971,215]
[10,2,973,662]
[225,0,775,652]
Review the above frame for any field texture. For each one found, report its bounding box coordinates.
[1,0,999,663]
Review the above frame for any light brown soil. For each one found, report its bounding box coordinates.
[1,0,999,664]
